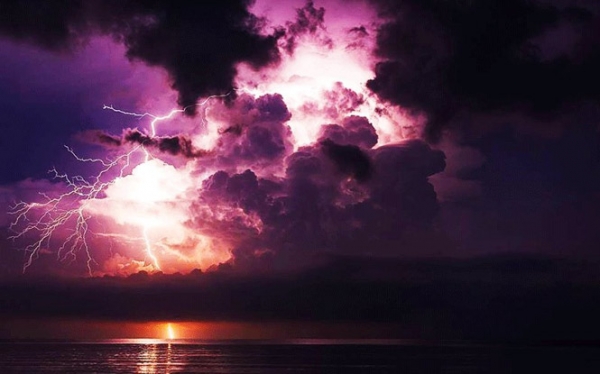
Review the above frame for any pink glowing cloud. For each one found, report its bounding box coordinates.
[7,0,444,276]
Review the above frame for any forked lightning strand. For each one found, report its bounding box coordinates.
[10,93,228,274]
[101,105,188,271]
[102,93,230,271]
[9,146,139,274]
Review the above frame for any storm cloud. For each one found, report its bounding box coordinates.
[367,0,600,140]
[0,0,282,111]
[2,0,600,345]
[82,129,209,158]
[181,93,447,267]
[3,255,600,341]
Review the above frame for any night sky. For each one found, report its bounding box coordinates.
[1,0,600,341]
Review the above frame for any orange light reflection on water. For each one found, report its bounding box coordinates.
[136,343,175,374]
[102,341,178,374]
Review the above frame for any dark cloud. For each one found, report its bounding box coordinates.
[200,169,269,217]
[81,130,122,148]
[373,140,446,180]
[366,141,445,235]
[441,119,600,256]
[348,25,368,37]
[319,115,378,149]
[0,0,86,51]
[285,151,322,178]
[367,0,600,140]
[212,94,293,166]
[346,25,370,50]
[83,128,208,158]
[320,139,372,182]
[122,129,208,158]
[282,0,332,53]
[188,134,446,265]
[365,0,600,259]
[0,0,282,112]
[3,255,600,341]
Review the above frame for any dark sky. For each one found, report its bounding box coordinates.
[1,0,600,340]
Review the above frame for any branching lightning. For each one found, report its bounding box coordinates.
[9,93,229,275]
[100,105,188,272]
[9,146,139,274]
[102,94,231,272]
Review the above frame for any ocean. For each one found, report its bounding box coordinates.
[1,339,599,373]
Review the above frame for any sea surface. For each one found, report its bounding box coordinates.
[1,339,600,373]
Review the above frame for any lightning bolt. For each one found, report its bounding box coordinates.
[102,93,231,271]
[9,146,139,274]
[100,105,188,272]
[10,93,230,275]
